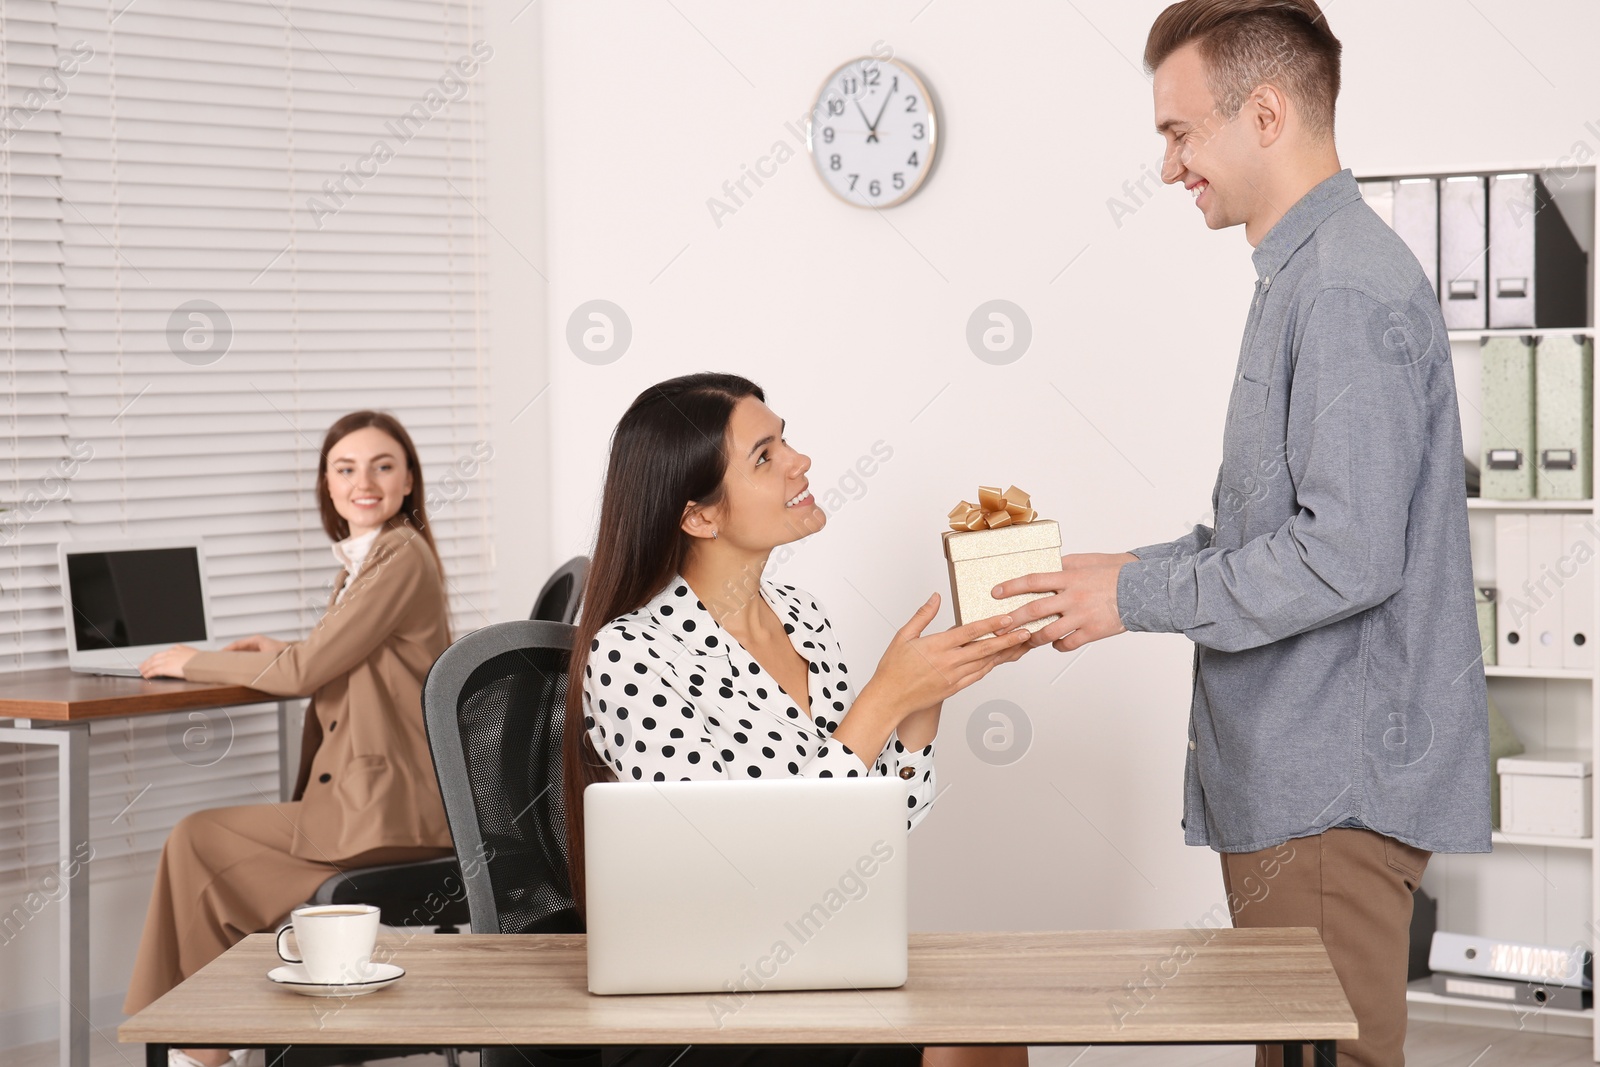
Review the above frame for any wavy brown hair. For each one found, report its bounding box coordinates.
[315,410,445,580]
[562,372,764,912]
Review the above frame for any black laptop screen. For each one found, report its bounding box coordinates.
[66,547,208,651]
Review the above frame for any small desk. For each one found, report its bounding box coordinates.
[120,929,1356,1063]
[0,668,291,1067]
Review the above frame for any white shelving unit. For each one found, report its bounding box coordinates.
[1359,162,1599,1049]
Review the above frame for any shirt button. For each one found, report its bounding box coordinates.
[318,773,332,783]
[898,766,915,780]
[1189,739,1196,751]
[1261,275,1272,289]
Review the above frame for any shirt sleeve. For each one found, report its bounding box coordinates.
[185,531,435,696]
[874,730,937,830]
[1117,288,1424,653]
[584,625,872,784]
[1127,523,1216,561]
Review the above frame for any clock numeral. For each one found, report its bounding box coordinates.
[905,94,918,112]
[892,173,905,190]
[842,76,858,95]
[863,68,880,87]
[822,127,835,144]
[847,174,859,191]
[907,151,919,167]
[868,179,881,197]
[891,75,899,93]
[912,123,925,141]
[827,98,845,116]
[829,154,841,171]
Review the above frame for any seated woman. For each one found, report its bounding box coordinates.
[564,372,1032,1067]
[127,410,455,1067]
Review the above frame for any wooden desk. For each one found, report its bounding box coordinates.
[121,930,1356,1063]
[0,668,288,1067]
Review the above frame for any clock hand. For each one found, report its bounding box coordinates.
[857,97,883,143]
[854,98,880,143]
[871,90,893,133]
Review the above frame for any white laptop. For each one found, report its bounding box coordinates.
[58,538,216,677]
[584,778,909,996]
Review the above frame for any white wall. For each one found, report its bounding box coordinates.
[517,0,1600,936]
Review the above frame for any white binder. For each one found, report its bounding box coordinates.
[1440,175,1488,330]
[1392,178,1440,299]
[1564,514,1596,671]
[1528,514,1564,670]
[1495,514,1530,667]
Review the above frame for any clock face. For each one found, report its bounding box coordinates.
[807,57,937,208]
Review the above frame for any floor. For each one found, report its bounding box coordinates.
[10,1021,1595,1067]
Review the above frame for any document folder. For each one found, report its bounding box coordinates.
[1495,514,1530,668]
[1488,172,1588,329]
[1534,334,1593,500]
[1564,514,1595,672]
[1528,514,1564,670]
[1480,336,1536,500]
[1392,178,1440,299]
[1440,175,1488,330]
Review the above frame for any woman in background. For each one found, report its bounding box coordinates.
[566,372,1031,1067]
[129,410,454,1067]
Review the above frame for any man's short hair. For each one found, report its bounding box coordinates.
[1145,0,1342,141]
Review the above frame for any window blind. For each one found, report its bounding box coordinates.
[0,0,493,889]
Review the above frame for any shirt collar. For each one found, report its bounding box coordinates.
[332,527,381,576]
[636,575,829,662]
[1250,168,1360,284]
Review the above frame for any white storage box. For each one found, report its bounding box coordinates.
[1498,750,1592,838]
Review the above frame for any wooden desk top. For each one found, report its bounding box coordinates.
[0,667,276,722]
[120,929,1358,1047]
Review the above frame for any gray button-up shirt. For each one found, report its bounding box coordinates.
[1117,169,1490,856]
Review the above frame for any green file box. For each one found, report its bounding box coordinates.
[1535,334,1594,500]
[1480,336,1536,500]
[1476,588,1497,667]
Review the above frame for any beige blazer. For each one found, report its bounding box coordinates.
[185,524,454,863]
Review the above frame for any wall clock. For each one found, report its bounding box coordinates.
[807,56,938,208]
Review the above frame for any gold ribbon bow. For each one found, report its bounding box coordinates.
[947,485,1038,531]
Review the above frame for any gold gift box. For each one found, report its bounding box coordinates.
[942,486,1061,635]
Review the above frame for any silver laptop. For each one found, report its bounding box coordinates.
[584,778,909,997]
[58,538,215,676]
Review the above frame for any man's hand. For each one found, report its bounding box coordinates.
[992,552,1138,652]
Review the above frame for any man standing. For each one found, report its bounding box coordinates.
[997,2,1490,1064]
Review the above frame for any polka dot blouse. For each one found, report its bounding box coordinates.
[582,577,937,830]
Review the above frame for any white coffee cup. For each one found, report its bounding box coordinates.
[275,903,381,984]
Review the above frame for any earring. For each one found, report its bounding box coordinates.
[712,531,718,540]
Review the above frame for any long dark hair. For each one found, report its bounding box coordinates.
[562,372,765,910]
[315,410,446,579]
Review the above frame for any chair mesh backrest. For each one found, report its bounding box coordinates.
[530,555,589,624]
[423,621,582,934]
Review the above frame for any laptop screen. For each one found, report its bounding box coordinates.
[65,547,208,651]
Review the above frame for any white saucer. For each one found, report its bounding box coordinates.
[266,961,404,997]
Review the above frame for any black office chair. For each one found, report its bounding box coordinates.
[422,620,592,1067]
[529,556,589,624]
[308,855,470,930]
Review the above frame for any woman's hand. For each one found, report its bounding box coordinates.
[221,634,289,656]
[139,644,200,680]
[832,594,1030,767]
[862,593,1031,722]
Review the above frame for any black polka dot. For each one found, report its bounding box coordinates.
[600,673,611,686]
[653,694,667,707]
[662,745,676,757]
[641,717,656,730]
[608,650,620,662]
[747,766,762,778]
[687,751,701,764]
[624,683,638,696]
[682,619,697,632]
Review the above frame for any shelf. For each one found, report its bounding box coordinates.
[1406,978,1593,1020]
[1484,665,1594,680]
[1449,328,1596,342]
[1466,498,1594,512]
[1493,830,1594,849]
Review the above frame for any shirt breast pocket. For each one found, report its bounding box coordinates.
[1220,376,1270,496]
